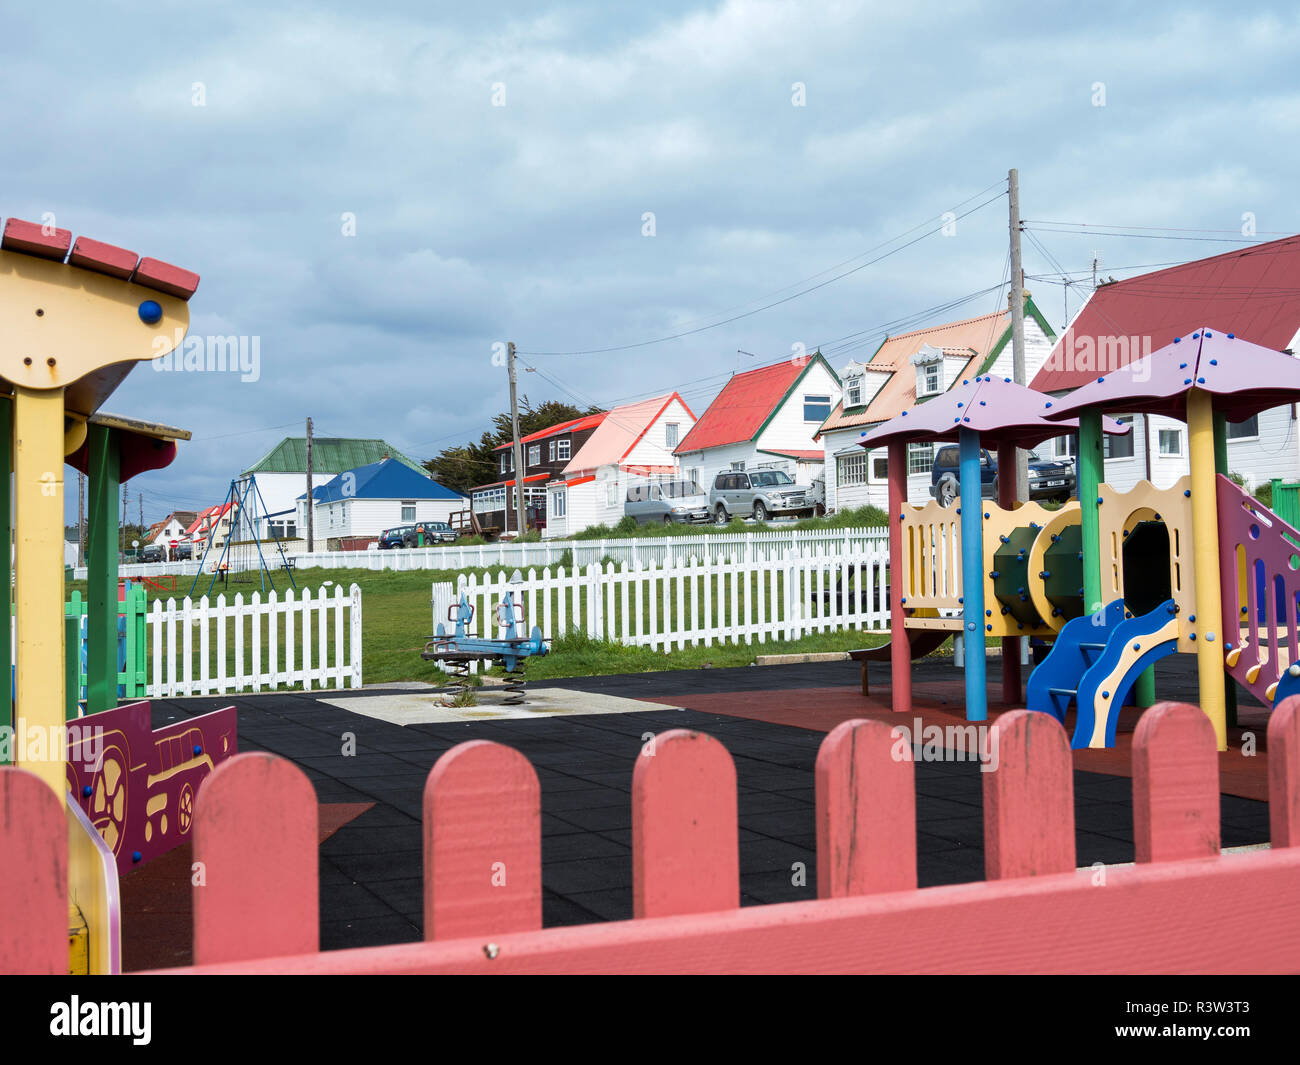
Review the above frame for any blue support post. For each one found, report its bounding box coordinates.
[959,428,987,721]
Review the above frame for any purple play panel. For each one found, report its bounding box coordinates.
[65,700,237,876]
[1043,328,1300,422]
[862,373,1130,447]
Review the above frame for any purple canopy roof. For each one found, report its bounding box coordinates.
[861,374,1130,448]
[1042,327,1300,422]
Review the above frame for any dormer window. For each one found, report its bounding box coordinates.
[921,362,940,396]
[845,375,863,408]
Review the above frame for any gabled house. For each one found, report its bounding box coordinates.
[673,353,840,497]
[241,437,427,540]
[146,511,197,549]
[470,412,607,536]
[545,392,696,539]
[186,502,238,553]
[1031,233,1300,492]
[816,297,1058,509]
[296,458,466,543]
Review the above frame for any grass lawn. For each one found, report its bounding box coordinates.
[73,562,912,687]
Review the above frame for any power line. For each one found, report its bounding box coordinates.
[518,185,1008,356]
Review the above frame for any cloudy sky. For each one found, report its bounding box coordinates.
[7,0,1298,522]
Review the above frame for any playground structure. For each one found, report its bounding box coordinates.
[422,581,548,703]
[0,215,236,972]
[190,473,297,598]
[865,329,1300,750]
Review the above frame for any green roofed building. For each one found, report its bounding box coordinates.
[240,437,428,539]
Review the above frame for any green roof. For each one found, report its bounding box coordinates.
[242,437,426,477]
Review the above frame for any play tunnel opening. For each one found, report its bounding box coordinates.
[1122,520,1172,618]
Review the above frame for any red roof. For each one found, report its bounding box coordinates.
[674,359,812,454]
[1031,234,1300,392]
[472,472,551,490]
[761,449,825,461]
[492,412,607,452]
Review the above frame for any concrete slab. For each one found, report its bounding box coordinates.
[319,686,675,726]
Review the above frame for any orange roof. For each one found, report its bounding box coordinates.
[817,309,1010,436]
[565,393,692,472]
[492,412,607,452]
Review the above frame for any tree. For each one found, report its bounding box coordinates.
[424,397,601,497]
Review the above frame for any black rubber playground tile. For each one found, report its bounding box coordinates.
[144,665,1271,953]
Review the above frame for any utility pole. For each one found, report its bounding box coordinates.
[1008,168,1029,501]
[138,494,143,549]
[76,470,85,567]
[507,341,527,537]
[305,416,314,552]
[121,482,128,557]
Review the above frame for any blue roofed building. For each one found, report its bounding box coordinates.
[295,458,467,545]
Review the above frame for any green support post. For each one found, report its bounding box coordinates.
[87,425,120,715]
[64,614,80,721]
[1078,412,1104,615]
[0,397,10,761]
[1213,411,1238,728]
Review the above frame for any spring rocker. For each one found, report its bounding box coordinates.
[864,330,1300,752]
[0,216,235,973]
[423,580,548,704]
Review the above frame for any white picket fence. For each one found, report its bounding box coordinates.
[432,545,890,660]
[144,583,363,697]
[99,526,888,581]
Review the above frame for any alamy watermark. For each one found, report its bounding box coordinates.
[890,717,1000,771]
[1043,328,1155,380]
[0,719,104,771]
[151,329,261,382]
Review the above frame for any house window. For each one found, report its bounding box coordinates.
[1105,416,1135,460]
[473,488,506,514]
[1226,414,1259,440]
[606,480,620,506]
[804,395,832,422]
[665,422,679,448]
[920,363,941,397]
[869,452,888,482]
[499,453,508,474]
[552,491,567,518]
[548,440,556,461]
[401,501,416,521]
[557,439,571,461]
[845,376,863,408]
[730,460,746,471]
[1053,433,1078,461]
[908,442,934,475]
[837,452,866,487]
[528,444,541,466]
[1158,429,1183,456]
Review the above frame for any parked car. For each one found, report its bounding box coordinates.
[710,469,817,523]
[930,446,1075,505]
[138,544,165,563]
[413,522,457,545]
[171,542,193,561]
[626,480,710,525]
[378,526,410,549]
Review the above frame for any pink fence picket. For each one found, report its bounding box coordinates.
[815,719,915,897]
[424,740,541,941]
[0,769,67,975]
[984,711,1075,879]
[193,753,318,965]
[633,730,737,918]
[1133,702,1220,864]
[1270,696,1300,848]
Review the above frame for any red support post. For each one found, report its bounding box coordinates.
[887,439,911,714]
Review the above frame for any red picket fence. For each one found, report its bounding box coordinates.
[3,700,1300,975]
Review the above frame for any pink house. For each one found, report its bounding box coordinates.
[544,392,696,538]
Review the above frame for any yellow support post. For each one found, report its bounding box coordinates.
[1187,388,1227,750]
[13,385,67,796]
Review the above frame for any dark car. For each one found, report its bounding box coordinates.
[930,446,1075,505]
[138,544,165,563]
[171,542,193,561]
[413,522,457,545]
[377,526,409,549]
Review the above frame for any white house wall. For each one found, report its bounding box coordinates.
[624,397,695,468]
[754,360,842,454]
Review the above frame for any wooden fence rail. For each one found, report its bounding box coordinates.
[4,697,1297,974]
[144,583,363,697]
[434,547,891,662]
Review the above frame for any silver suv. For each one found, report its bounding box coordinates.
[710,469,813,523]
